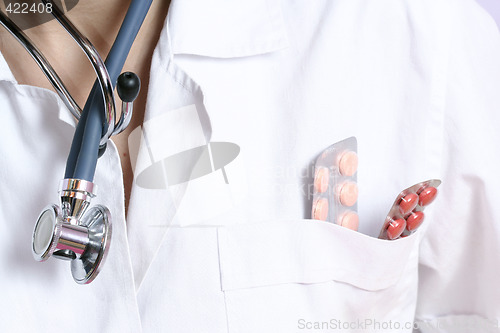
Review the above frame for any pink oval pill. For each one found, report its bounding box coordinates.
[312,198,329,221]
[338,151,358,177]
[419,187,438,206]
[338,182,358,207]
[387,218,406,240]
[406,211,425,231]
[339,211,359,231]
[399,193,418,215]
[314,167,329,193]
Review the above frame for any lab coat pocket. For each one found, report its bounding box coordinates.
[217,220,421,333]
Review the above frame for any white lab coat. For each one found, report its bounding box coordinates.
[1,0,499,332]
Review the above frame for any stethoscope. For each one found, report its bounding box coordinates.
[0,0,153,284]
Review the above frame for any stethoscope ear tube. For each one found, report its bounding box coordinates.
[114,72,141,135]
[63,0,152,182]
[0,11,82,119]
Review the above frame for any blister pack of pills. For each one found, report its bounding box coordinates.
[311,137,359,230]
[378,179,441,240]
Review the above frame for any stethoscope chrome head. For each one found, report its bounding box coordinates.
[32,204,61,262]
[32,179,112,284]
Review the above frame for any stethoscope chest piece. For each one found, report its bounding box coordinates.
[32,179,112,284]
[71,205,111,284]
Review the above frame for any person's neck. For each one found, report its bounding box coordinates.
[24,1,143,57]
[0,0,169,105]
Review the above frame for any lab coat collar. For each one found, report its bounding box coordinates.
[166,0,289,58]
[0,52,16,83]
[0,50,77,127]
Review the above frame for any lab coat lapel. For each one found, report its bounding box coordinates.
[125,14,212,292]
[129,0,288,297]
